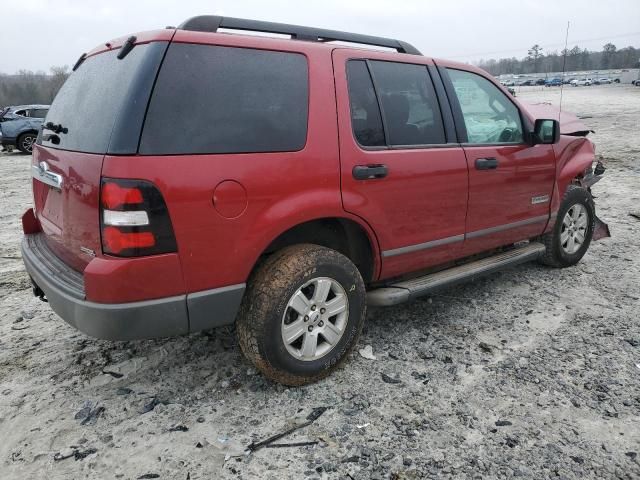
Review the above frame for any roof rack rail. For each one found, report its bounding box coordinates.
[178,15,422,56]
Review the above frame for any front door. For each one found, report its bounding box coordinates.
[333,49,469,280]
[438,65,556,256]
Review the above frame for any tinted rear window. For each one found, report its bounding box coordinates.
[139,44,309,155]
[369,61,446,146]
[40,44,153,154]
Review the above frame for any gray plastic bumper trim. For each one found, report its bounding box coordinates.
[22,234,244,341]
[187,283,245,332]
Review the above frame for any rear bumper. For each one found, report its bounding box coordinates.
[21,233,245,340]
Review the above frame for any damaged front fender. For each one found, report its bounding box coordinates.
[593,214,611,241]
[579,160,610,241]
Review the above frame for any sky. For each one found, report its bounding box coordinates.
[2,0,639,74]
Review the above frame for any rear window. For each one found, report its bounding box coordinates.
[139,44,309,155]
[40,44,153,154]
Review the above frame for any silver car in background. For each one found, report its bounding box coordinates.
[0,104,49,153]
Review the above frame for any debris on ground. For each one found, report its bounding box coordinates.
[247,407,329,452]
[358,345,377,360]
[381,373,402,384]
[74,402,105,426]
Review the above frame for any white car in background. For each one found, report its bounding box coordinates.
[571,78,592,86]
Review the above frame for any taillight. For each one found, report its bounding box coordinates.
[100,178,177,257]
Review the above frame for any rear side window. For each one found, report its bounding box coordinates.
[41,44,153,153]
[140,44,308,155]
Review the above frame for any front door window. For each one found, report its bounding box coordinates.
[447,69,523,144]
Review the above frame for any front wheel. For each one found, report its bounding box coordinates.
[236,244,366,386]
[539,185,595,268]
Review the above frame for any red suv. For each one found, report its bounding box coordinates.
[22,16,609,385]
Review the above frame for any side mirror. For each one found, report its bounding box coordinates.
[531,119,560,145]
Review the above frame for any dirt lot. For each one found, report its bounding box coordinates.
[1,85,639,480]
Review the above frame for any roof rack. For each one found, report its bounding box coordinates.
[178,16,422,56]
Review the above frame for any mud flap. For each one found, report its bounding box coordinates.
[593,214,611,241]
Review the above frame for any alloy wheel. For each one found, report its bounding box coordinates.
[281,277,349,361]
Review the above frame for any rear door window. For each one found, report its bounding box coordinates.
[31,108,49,118]
[369,61,446,146]
[139,44,309,155]
[346,60,446,148]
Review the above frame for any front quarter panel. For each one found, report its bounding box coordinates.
[548,135,596,225]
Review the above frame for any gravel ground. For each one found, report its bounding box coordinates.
[1,85,639,479]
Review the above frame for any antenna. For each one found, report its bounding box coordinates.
[559,21,570,116]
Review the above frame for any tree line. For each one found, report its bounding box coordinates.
[0,66,70,107]
[476,44,640,76]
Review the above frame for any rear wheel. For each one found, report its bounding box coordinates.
[17,132,37,154]
[236,244,366,386]
[539,185,595,267]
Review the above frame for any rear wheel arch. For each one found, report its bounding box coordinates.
[256,217,378,284]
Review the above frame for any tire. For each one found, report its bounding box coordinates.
[539,185,595,268]
[17,132,37,154]
[236,244,366,386]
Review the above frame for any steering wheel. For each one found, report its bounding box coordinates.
[499,127,518,143]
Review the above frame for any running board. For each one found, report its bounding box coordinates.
[367,242,546,307]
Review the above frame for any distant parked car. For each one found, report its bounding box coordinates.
[545,77,562,87]
[520,79,534,86]
[597,78,612,84]
[0,104,49,153]
[571,78,592,87]
[535,78,546,85]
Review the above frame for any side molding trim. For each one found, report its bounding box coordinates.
[381,215,549,257]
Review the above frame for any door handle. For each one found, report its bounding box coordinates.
[352,164,388,180]
[475,157,499,170]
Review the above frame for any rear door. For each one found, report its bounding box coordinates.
[438,65,555,256]
[333,49,468,280]
[33,39,168,271]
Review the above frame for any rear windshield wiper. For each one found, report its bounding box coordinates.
[72,53,87,71]
[43,122,68,134]
[117,36,137,60]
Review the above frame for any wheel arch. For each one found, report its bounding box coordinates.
[254,216,380,284]
[17,129,39,138]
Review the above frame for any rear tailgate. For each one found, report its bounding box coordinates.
[32,146,103,271]
[31,32,171,272]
